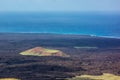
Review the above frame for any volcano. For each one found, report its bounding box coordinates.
[20,47,69,57]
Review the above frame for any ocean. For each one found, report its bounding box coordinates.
[0,12,120,37]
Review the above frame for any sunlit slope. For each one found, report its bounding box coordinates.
[20,47,69,57]
[0,78,20,80]
[67,73,120,80]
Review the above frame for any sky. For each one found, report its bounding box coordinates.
[0,0,120,12]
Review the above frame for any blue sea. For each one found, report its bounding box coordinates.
[0,12,120,38]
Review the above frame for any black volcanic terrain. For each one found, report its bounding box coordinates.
[0,33,120,80]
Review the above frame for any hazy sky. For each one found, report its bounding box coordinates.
[0,0,120,12]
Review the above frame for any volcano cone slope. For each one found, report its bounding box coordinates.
[20,47,69,57]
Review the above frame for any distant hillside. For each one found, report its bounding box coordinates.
[0,78,20,80]
[20,47,69,57]
[67,73,120,80]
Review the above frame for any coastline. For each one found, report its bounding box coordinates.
[0,32,120,39]
[99,36,120,39]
